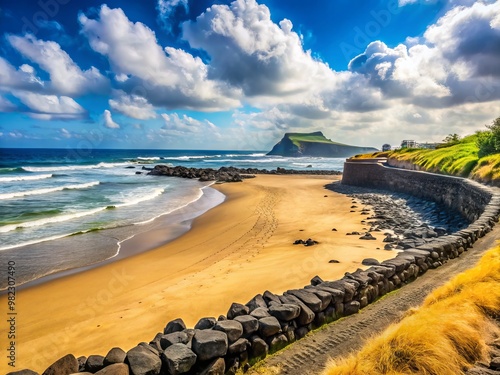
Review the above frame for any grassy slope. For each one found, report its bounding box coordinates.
[355,134,500,185]
[323,245,500,375]
[287,133,347,146]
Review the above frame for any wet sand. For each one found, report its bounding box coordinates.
[2,175,397,373]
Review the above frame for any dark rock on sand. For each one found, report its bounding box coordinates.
[191,330,228,361]
[42,354,78,375]
[95,363,130,375]
[194,317,217,330]
[161,344,197,375]
[126,345,161,375]
[164,318,186,334]
[227,302,250,319]
[104,348,127,366]
[213,320,243,343]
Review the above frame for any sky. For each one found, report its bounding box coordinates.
[0,0,499,150]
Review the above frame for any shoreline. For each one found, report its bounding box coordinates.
[2,174,398,373]
[0,185,225,292]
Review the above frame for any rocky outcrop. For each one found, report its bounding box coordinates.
[267,131,378,157]
[147,165,341,183]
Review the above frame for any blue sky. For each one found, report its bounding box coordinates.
[0,0,499,150]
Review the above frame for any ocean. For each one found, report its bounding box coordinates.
[0,148,345,289]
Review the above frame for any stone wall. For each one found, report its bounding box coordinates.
[341,158,493,222]
[12,160,500,375]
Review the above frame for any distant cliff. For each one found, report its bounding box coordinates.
[267,131,378,157]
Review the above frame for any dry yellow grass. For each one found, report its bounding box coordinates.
[322,245,500,375]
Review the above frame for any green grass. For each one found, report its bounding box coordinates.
[287,133,347,147]
[354,134,500,185]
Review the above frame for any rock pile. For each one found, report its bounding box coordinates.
[147,165,342,183]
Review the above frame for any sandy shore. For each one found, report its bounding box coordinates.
[2,175,397,373]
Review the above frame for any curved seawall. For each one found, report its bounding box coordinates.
[342,158,494,223]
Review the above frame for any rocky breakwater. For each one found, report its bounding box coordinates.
[147,165,342,183]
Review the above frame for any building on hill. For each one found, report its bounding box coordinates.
[401,140,417,149]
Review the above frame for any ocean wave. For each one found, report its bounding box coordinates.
[0,206,108,234]
[0,233,74,251]
[166,155,221,160]
[116,188,165,207]
[137,156,160,161]
[0,173,53,182]
[0,181,100,200]
[22,162,129,172]
[203,158,289,163]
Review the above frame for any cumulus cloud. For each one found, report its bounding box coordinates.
[103,110,120,129]
[161,113,219,136]
[8,34,109,96]
[79,5,240,111]
[109,91,157,120]
[348,1,500,108]
[12,91,88,120]
[0,57,44,92]
[182,0,335,97]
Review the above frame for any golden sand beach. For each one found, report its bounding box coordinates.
[3,174,397,373]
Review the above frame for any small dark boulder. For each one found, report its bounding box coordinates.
[293,239,304,245]
[191,330,228,361]
[7,371,39,375]
[245,294,267,311]
[104,347,127,366]
[95,363,130,375]
[250,307,271,319]
[161,344,197,375]
[359,233,376,240]
[160,331,190,350]
[249,336,268,360]
[213,320,243,343]
[226,302,249,319]
[164,318,186,334]
[126,345,161,375]
[258,316,281,337]
[267,334,288,353]
[228,338,249,355]
[194,317,217,330]
[329,259,340,263]
[269,304,301,322]
[197,358,225,375]
[310,275,324,286]
[304,238,318,246]
[362,258,380,266]
[234,315,259,336]
[42,354,78,375]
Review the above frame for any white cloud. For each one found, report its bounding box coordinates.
[13,91,87,120]
[348,1,500,107]
[103,110,120,129]
[8,34,109,96]
[79,5,240,111]
[109,91,157,120]
[161,113,218,135]
[0,57,44,91]
[182,0,335,98]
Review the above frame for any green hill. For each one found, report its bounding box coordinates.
[356,134,500,186]
[267,131,378,157]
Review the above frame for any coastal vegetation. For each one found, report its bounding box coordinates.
[356,117,500,185]
[322,244,500,375]
[267,132,377,157]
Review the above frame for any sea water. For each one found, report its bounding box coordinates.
[0,148,345,288]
